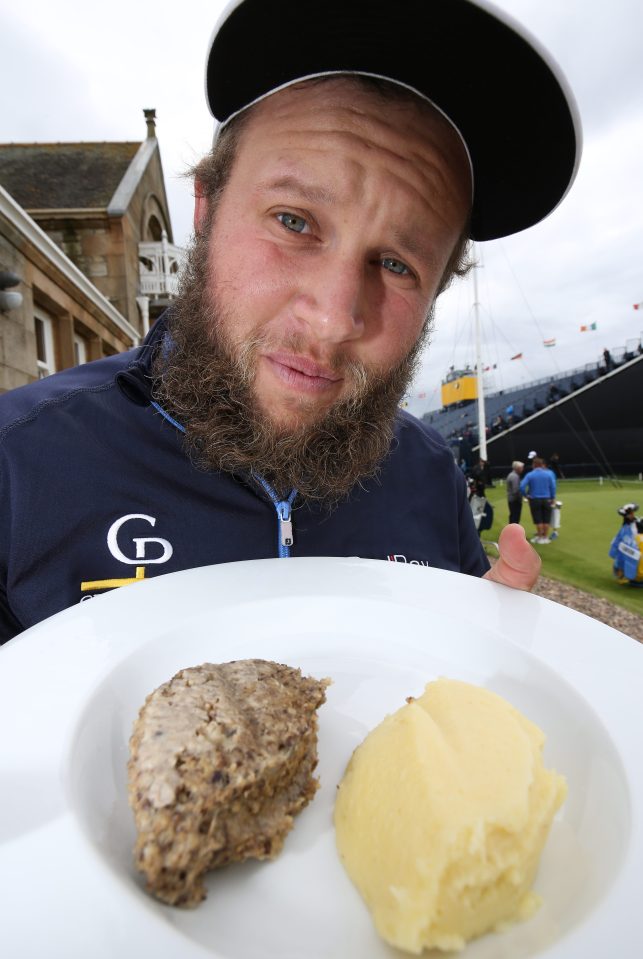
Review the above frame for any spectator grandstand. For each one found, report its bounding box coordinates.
[424,336,643,477]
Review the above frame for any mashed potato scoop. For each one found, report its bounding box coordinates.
[334,678,567,953]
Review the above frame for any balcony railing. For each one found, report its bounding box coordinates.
[138,231,186,298]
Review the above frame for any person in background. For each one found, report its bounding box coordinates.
[506,460,525,525]
[524,450,537,475]
[520,457,556,544]
[548,452,563,478]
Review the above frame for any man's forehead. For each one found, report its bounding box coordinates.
[236,78,472,183]
[228,81,472,226]
[250,76,463,138]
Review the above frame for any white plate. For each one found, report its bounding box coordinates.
[0,557,641,959]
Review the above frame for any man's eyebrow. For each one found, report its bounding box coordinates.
[257,175,337,206]
[390,229,438,266]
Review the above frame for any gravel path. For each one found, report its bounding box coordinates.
[531,575,643,643]
[487,557,643,643]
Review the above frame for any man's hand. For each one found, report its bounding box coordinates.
[482,524,541,591]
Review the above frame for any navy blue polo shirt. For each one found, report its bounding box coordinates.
[0,316,488,641]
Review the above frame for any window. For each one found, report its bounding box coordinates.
[34,309,56,378]
[147,215,163,241]
[74,333,88,366]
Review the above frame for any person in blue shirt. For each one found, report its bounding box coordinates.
[0,0,582,640]
[520,458,557,544]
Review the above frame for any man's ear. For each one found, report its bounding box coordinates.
[193,181,208,233]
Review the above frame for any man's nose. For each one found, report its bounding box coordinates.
[291,256,367,343]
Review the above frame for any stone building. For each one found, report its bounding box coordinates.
[0,187,139,392]
[0,110,184,393]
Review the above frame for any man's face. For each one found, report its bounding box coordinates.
[197,79,471,432]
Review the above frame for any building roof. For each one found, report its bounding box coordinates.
[0,142,140,210]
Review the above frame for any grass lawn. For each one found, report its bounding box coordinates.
[484,477,643,616]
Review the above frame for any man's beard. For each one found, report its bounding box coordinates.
[152,229,432,505]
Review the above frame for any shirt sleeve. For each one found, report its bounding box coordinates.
[0,583,23,645]
[0,445,23,644]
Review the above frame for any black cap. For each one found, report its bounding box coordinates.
[205,0,581,242]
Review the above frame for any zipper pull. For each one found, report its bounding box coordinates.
[277,501,294,547]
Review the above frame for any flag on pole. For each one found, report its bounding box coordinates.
[580,322,597,332]
[510,352,523,360]
[543,338,556,347]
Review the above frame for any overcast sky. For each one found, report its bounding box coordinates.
[3,0,642,415]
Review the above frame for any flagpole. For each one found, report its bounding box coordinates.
[473,248,488,462]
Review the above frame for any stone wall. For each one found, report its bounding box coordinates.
[0,210,136,394]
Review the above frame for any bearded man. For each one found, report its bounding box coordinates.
[0,0,580,642]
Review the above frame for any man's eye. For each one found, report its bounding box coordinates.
[277,213,308,233]
[382,256,411,276]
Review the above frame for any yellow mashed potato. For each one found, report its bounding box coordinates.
[334,678,567,953]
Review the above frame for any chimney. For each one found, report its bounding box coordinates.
[144,108,157,139]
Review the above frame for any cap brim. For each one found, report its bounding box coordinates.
[205,0,581,242]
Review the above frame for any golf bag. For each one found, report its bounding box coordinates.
[609,504,643,585]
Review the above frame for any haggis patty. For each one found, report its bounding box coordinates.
[127,659,329,906]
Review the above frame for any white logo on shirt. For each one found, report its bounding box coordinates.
[107,513,173,565]
[386,554,430,566]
